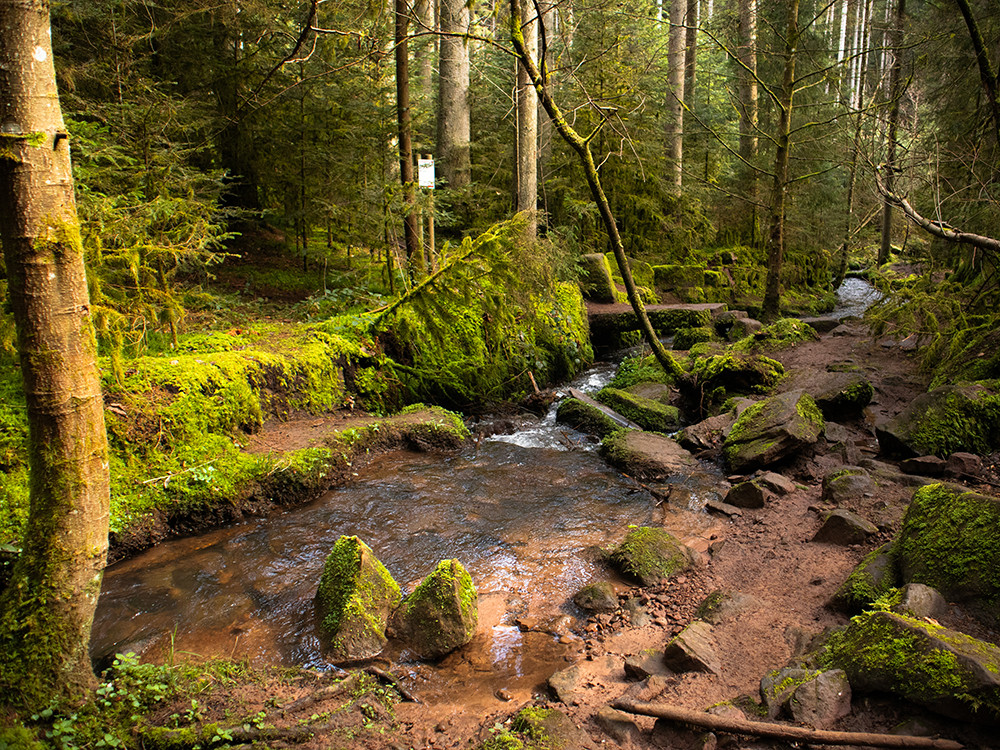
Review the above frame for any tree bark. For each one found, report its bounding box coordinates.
[761,0,799,322]
[0,0,111,706]
[395,0,423,270]
[878,0,906,267]
[667,0,686,190]
[437,0,472,189]
[954,0,1000,148]
[508,0,684,380]
[736,0,759,242]
[515,0,539,237]
[684,0,698,100]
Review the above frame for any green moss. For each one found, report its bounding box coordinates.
[0,725,44,750]
[895,484,1000,619]
[730,318,819,353]
[608,354,675,390]
[690,352,784,401]
[905,382,1000,457]
[833,542,900,612]
[609,526,692,586]
[595,387,680,432]
[673,326,715,351]
[555,398,621,439]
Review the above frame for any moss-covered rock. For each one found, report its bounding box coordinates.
[690,352,784,404]
[820,610,1000,721]
[554,397,623,439]
[595,387,680,432]
[609,354,676,390]
[804,372,875,418]
[392,559,478,660]
[875,382,1000,457]
[730,318,819,352]
[609,526,695,586]
[579,253,617,303]
[653,264,705,290]
[723,390,824,472]
[821,466,876,505]
[895,483,1000,624]
[673,326,715,351]
[315,536,401,661]
[573,581,619,612]
[600,429,698,480]
[833,542,899,612]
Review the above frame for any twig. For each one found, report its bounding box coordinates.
[612,700,963,749]
[140,459,217,485]
[364,665,420,703]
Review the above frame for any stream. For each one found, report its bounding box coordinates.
[90,278,880,704]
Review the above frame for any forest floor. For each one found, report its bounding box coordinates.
[141,318,1000,750]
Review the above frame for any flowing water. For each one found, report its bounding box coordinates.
[91,281,880,702]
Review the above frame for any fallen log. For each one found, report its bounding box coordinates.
[612,700,963,750]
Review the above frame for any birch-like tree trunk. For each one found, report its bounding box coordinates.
[437,0,472,189]
[0,0,111,706]
[667,0,686,189]
[515,0,538,236]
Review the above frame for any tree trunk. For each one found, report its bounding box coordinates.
[761,0,799,322]
[878,0,906,267]
[395,0,423,271]
[736,0,759,242]
[954,0,1000,152]
[0,0,111,707]
[515,0,538,237]
[437,0,472,189]
[684,0,698,100]
[508,0,684,380]
[667,0,686,190]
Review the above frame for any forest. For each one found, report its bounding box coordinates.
[1,0,1000,747]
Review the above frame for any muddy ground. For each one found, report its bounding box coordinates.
[145,320,1000,749]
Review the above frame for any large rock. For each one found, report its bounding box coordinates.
[663,620,720,675]
[801,371,874,418]
[760,667,817,719]
[391,558,478,659]
[892,583,949,620]
[896,483,1000,625]
[609,526,696,586]
[812,509,878,545]
[725,480,770,509]
[580,253,617,303]
[876,382,1000,457]
[832,542,899,612]
[315,536,401,661]
[691,352,785,399]
[821,610,1000,721]
[676,411,737,452]
[723,390,824,472]
[821,467,876,505]
[596,387,681,432]
[788,670,852,729]
[556,396,629,439]
[601,430,699,481]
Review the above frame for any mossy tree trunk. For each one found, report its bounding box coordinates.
[761,0,799,322]
[0,0,111,707]
[877,0,906,268]
[508,0,683,380]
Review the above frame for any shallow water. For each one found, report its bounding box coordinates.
[834,277,882,319]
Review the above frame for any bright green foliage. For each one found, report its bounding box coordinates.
[595,388,680,432]
[608,354,676,390]
[730,318,819,353]
[833,542,900,613]
[609,526,693,586]
[554,398,623,439]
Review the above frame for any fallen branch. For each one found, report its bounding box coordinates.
[365,665,421,703]
[279,672,361,716]
[612,700,963,750]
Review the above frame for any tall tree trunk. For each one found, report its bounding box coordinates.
[878,0,906,267]
[736,0,759,242]
[684,0,698,100]
[667,0,686,189]
[954,0,1000,149]
[437,0,472,189]
[761,0,799,322]
[414,0,437,129]
[395,0,422,270]
[508,0,684,380]
[0,0,111,707]
[515,0,538,237]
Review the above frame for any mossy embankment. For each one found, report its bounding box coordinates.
[0,223,593,561]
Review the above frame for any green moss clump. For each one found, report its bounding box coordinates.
[609,526,693,586]
[608,354,675,390]
[673,326,715,351]
[730,318,819,353]
[595,387,680,432]
[906,382,1000,457]
[690,352,784,398]
[394,558,478,659]
[833,542,900,612]
[555,398,622,439]
[895,484,1000,621]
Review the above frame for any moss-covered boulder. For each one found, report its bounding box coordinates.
[821,610,1000,721]
[807,371,874,418]
[690,352,785,402]
[730,317,819,352]
[609,354,676,390]
[895,483,1000,624]
[833,542,899,612]
[555,397,623,439]
[673,326,715,351]
[315,536,401,661]
[876,381,1000,457]
[392,559,478,660]
[821,466,876,505]
[723,390,824,473]
[653,264,705,290]
[595,387,680,432]
[609,526,695,586]
[579,252,617,303]
[573,581,619,612]
[601,430,698,481]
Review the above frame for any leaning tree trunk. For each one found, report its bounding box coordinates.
[0,0,111,707]
[761,0,799,322]
[509,0,684,380]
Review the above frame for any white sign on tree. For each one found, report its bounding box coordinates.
[418,158,436,189]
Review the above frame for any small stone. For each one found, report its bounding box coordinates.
[892,583,948,620]
[705,498,743,517]
[789,670,852,728]
[946,451,982,478]
[761,667,814,718]
[573,581,619,612]
[494,688,513,702]
[625,648,673,680]
[900,455,946,477]
[725,480,769,509]
[595,706,644,744]
[756,471,797,495]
